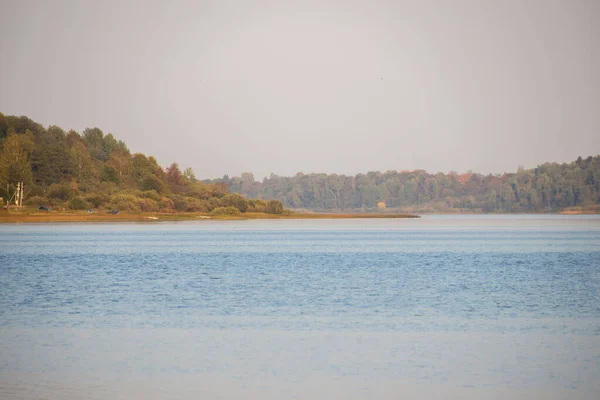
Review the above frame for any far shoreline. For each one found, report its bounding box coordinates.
[1,209,598,224]
[0,211,420,223]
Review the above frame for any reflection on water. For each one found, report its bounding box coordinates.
[1,216,599,399]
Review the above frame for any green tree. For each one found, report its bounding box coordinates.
[0,130,35,187]
[69,141,93,182]
[101,166,121,183]
[82,127,107,161]
[31,125,71,186]
[183,167,196,183]
[0,112,8,139]
[141,174,165,193]
[129,153,157,184]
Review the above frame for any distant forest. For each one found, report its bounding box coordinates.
[1,112,598,214]
[0,113,283,215]
[210,159,600,213]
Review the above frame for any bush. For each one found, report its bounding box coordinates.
[207,197,221,211]
[86,193,110,208]
[98,181,119,195]
[187,184,212,200]
[137,197,159,212]
[140,190,162,202]
[108,193,141,212]
[265,200,284,214]
[210,183,228,198]
[248,199,266,212]
[210,206,241,216]
[169,194,189,212]
[222,193,249,212]
[27,184,45,198]
[159,197,174,211]
[186,198,208,212]
[47,183,73,201]
[69,196,89,210]
[25,196,49,206]
[140,175,165,193]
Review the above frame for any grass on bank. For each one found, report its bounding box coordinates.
[0,207,420,223]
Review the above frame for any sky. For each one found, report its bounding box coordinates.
[1,0,599,180]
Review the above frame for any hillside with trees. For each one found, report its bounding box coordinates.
[213,159,600,213]
[0,112,284,215]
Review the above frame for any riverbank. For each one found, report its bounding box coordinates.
[0,210,420,223]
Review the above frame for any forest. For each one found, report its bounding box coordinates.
[214,159,600,213]
[0,112,284,215]
[2,112,598,214]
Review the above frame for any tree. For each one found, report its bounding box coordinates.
[66,130,81,147]
[141,174,165,193]
[166,162,183,187]
[183,167,196,183]
[129,153,157,184]
[69,141,93,182]
[106,148,131,180]
[241,172,255,183]
[0,130,35,187]
[0,112,8,139]
[3,112,599,215]
[103,133,119,156]
[82,127,107,161]
[101,166,120,183]
[31,125,71,186]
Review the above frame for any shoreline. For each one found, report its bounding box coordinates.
[0,211,420,223]
[1,210,597,223]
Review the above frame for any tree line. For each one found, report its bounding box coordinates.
[210,159,600,213]
[0,112,284,215]
[3,111,597,214]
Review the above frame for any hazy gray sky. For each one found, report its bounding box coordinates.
[1,0,599,179]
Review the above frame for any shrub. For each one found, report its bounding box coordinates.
[69,196,89,210]
[86,193,110,208]
[159,197,174,211]
[140,175,165,193]
[210,206,241,216]
[187,184,212,200]
[248,199,266,212]
[25,196,48,206]
[98,181,119,195]
[221,193,249,212]
[47,183,72,201]
[186,198,208,212]
[108,194,141,212]
[76,183,89,193]
[207,197,221,211]
[27,184,45,198]
[137,198,159,212]
[168,194,189,211]
[265,200,284,214]
[140,190,162,202]
[210,184,228,198]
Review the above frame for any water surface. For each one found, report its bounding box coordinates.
[1,215,599,399]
